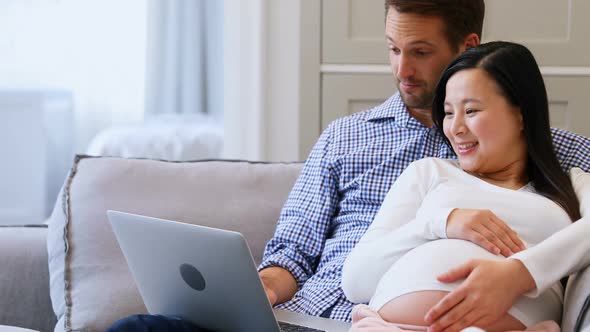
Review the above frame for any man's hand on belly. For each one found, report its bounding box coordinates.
[446,209,526,257]
[423,259,536,332]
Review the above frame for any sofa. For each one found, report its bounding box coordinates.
[0,156,589,332]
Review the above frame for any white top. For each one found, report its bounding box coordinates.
[342,158,590,326]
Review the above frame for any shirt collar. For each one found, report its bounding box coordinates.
[365,92,425,129]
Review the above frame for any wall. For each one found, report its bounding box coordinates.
[223,0,266,161]
[265,0,303,162]
[223,0,315,162]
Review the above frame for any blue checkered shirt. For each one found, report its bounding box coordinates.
[259,92,590,322]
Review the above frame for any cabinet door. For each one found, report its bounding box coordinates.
[545,76,590,137]
[322,0,388,64]
[321,73,395,129]
[483,0,590,66]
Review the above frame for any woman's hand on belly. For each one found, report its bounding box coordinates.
[446,209,526,257]
[377,290,524,332]
[424,259,536,332]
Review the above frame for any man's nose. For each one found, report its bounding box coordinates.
[397,54,415,80]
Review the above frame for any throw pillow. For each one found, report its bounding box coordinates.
[47,155,302,332]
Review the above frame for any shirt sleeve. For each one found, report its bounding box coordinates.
[416,206,455,239]
[552,128,590,172]
[258,124,339,288]
[511,168,590,297]
[342,159,437,303]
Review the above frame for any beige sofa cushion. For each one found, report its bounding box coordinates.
[47,156,302,332]
[0,226,56,332]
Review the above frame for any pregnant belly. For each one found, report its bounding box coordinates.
[377,291,525,331]
[370,239,525,328]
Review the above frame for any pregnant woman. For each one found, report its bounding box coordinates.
[342,41,589,332]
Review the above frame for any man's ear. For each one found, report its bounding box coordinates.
[460,33,480,52]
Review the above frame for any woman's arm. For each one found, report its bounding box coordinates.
[342,159,436,303]
[419,207,526,257]
[425,168,590,332]
[510,167,590,295]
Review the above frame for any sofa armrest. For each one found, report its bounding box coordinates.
[0,226,56,332]
[564,265,590,331]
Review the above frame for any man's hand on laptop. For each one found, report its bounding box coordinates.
[263,283,279,305]
[259,266,298,306]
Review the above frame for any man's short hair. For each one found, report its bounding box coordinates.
[385,0,485,52]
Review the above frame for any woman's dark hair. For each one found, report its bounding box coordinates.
[432,41,581,221]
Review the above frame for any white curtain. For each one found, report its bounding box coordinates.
[145,0,223,118]
[0,0,148,219]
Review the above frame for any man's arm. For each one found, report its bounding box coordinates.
[509,167,590,295]
[552,128,590,172]
[257,123,339,305]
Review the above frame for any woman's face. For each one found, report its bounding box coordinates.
[443,68,527,177]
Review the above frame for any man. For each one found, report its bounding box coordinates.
[108,1,590,331]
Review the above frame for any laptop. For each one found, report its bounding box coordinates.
[107,210,350,332]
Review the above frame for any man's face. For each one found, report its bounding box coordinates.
[386,8,460,110]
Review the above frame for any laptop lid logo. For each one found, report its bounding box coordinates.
[179,263,206,291]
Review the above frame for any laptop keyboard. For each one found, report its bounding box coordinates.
[278,321,325,332]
